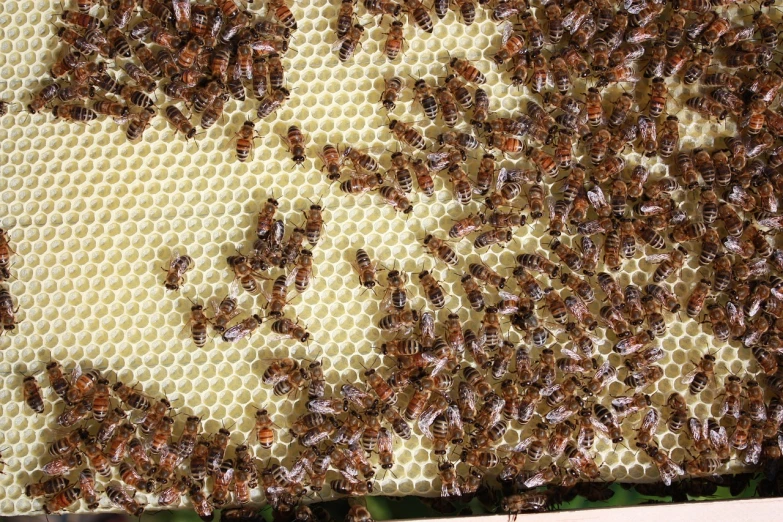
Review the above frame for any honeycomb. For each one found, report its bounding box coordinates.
[0,0,779,516]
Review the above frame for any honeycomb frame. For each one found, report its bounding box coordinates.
[0,0,777,515]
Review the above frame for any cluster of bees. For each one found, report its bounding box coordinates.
[23,0,296,151]
[293,0,783,516]
[161,196,322,346]
[7,0,783,517]
[18,356,375,522]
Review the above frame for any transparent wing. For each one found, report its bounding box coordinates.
[524,470,550,488]
[497,289,520,302]
[680,367,699,385]
[644,253,672,264]
[688,417,706,443]
[545,403,577,424]
[611,396,636,410]
[593,360,617,383]
[561,347,584,361]
[331,36,348,52]
[501,22,514,46]
[709,426,729,452]
[586,185,608,209]
[722,236,746,256]
[639,408,660,434]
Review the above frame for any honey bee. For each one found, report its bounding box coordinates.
[26,476,70,500]
[331,479,373,497]
[335,0,357,37]
[18,372,45,414]
[645,445,684,486]
[42,452,83,477]
[257,87,290,119]
[389,119,427,150]
[681,354,716,395]
[42,484,82,514]
[222,314,262,343]
[332,23,364,61]
[271,317,310,343]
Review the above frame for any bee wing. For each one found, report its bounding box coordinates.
[496,167,510,191]
[567,446,588,468]
[497,289,520,302]
[547,197,556,220]
[169,249,180,268]
[659,460,684,486]
[638,408,660,435]
[417,408,438,440]
[709,426,729,452]
[70,363,82,384]
[427,151,448,162]
[747,258,769,278]
[380,287,395,313]
[560,347,584,361]
[545,404,576,424]
[227,280,240,300]
[577,427,591,448]
[641,346,665,366]
[722,236,746,256]
[378,428,394,453]
[501,22,515,46]
[543,320,566,337]
[644,253,672,264]
[590,416,610,435]
[757,215,783,229]
[209,297,221,315]
[680,368,699,385]
[446,403,463,433]
[594,360,617,383]
[586,186,608,209]
[524,470,549,489]
[688,417,706,443]
[331,35,348,52]
[541,384,561,397]
[743,439,761,465]
[610,396,636,411]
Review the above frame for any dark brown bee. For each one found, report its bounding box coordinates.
[417,270,445,309]
[686,95,727,120]
[681,354,715,395]
[333,24,364,61]
[21,374,44,414]
[51,104,97,123]
[164,105,196,140]
[222,314,263,343]
[257,87,290,119]
[336,0,356,37]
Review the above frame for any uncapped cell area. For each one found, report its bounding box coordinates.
[0,0,782,517]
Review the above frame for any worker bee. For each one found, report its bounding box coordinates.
[681,354,716,395]
[257,87,290,119]
[22,374,44,414]
[389,119,427,150]
[644,445,684,486]
[42,452,83,477]
[221,314,262,343]
[332,23,364,61]
[450,57,485,84]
